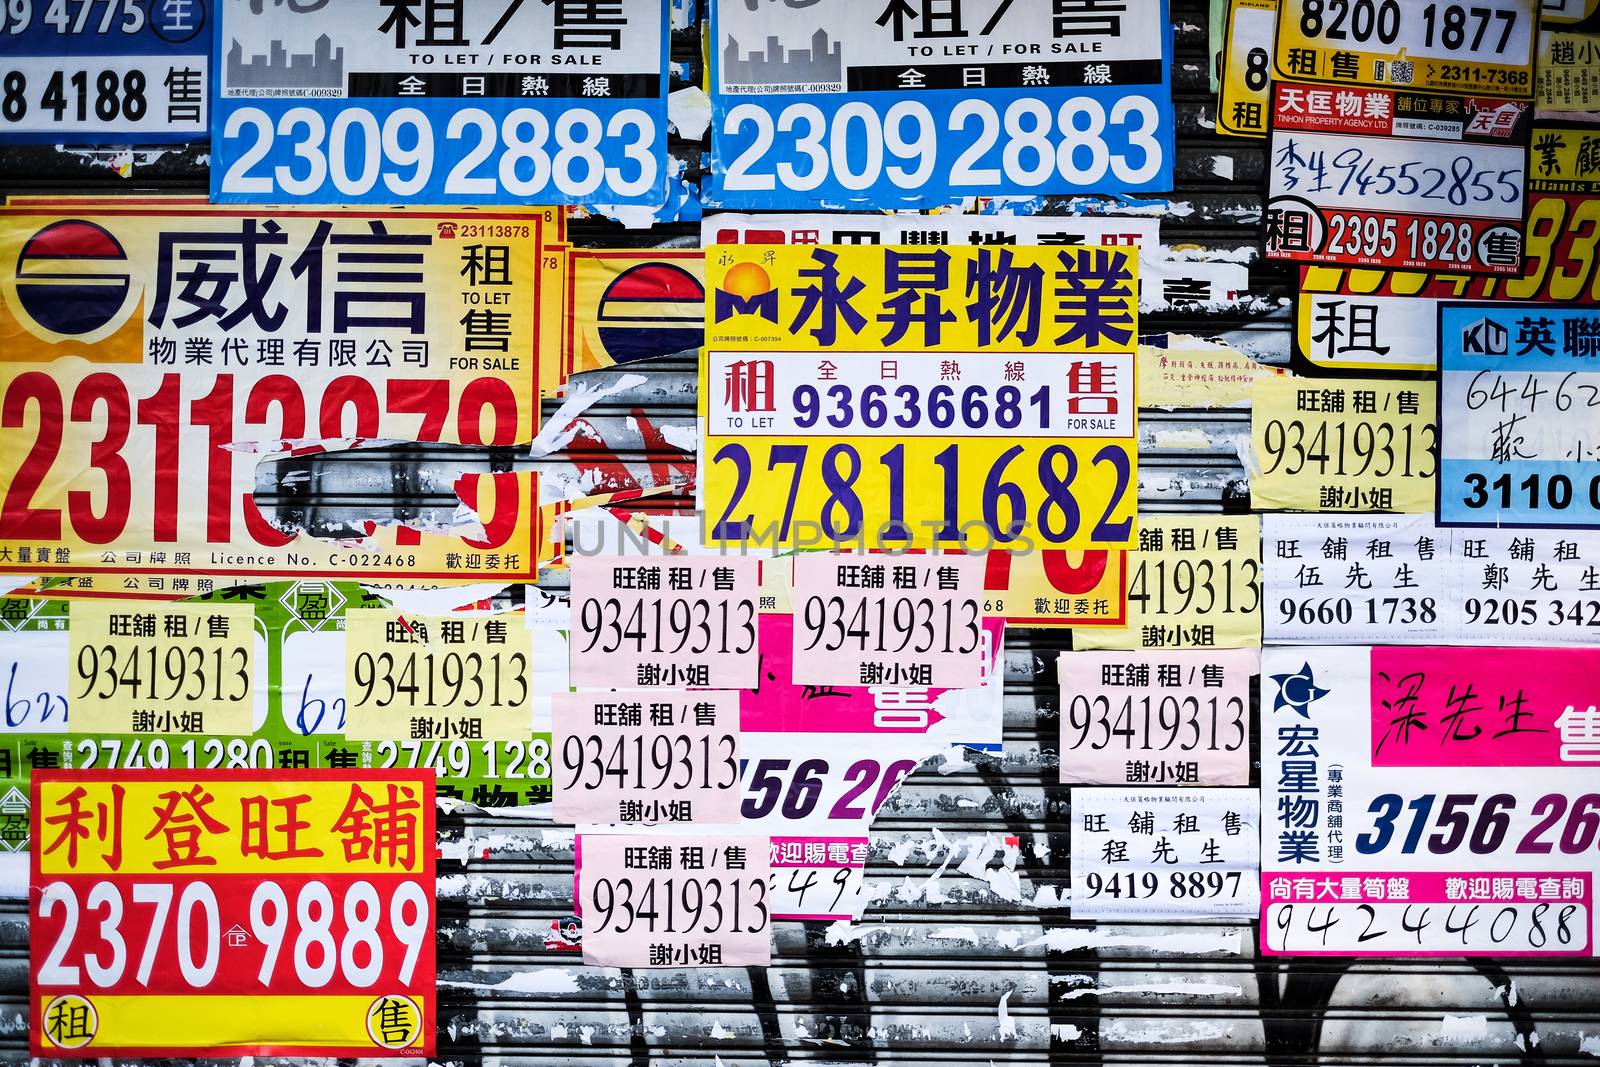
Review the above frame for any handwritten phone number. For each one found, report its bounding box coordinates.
[1283,149,1520,208]
[1267,900,1584,953]
[1063,693,1246,753]
[559,733,738,793]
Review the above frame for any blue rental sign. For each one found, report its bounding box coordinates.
[706,0,1176,209]
[0,0,210,142]
[1438,301,1600,530]
[211,0,668,205]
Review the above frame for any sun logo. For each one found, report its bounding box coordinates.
[713,261,778,322]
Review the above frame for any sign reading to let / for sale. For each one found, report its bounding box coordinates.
[1262,645,1598,956]
[1251,377,1437,513]
[31,770,436,1057]
[703,244,1138,550]
[0,197,557,583]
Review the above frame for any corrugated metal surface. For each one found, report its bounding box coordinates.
[4,2,1600,1063]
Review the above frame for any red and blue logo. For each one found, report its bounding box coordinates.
[14,220,130,337]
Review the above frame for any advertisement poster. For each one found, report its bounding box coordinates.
[1070,786,1260,919]
[343,609,537,742]
[704,212,1251,314]
[1251,376,1437,513]
[1266,84,1531,275]
[1058,647,1255,786]
[212,0,668,205]
[1076,515,1262,651]
[790,552,986,689]
[1295,120,1600,371]
[1264,514,1600,645]
[1438,301,1600,529]
[1273,0,1538,96]
[706,0,1175,208]
[559,250,705,382]
[576,833,772,967]
[30,769,436,1055]
[568,555,760,689]
[1262,645,1596,956]
[703,243,1139,550]
[0,586,563,832]
[552,690,741,826]
[0,0,209,142]
[0,198,555,584]
[1217,0,1277,137]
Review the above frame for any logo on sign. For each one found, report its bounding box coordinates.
[1461,317,1509,356]
[713,262,779,323]
[14,221,131,337]
[597,262,705,363]
[1269,661,1330,718]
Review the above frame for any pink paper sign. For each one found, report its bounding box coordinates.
[553,690,742,825]
[1058,648,1255,785]
[577,834,772,967]
[745,613,1004,735]
[1369,646,1600,767]
[569,555,760,689]
[1261,870,1592,956]
[790,553,986,689]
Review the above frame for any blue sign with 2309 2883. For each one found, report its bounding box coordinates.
[211,0,668,205]
[707,0,1176,209]
[0,0,209,142]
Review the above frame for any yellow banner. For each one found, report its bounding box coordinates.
[984,548,1129,627]
[38,994,426,1055]
[1546,0,1600,25]
[1077,516,1262,650]
[67,601,256,736]
[1539,31,1600,110]
[344,609,535,741]
[34,773,431,876]
[1218,0,1278,137]
[1138,342,1286,409]
[1251,377,1437,513]
[1274,0,1537,96]
[707,244,1138,354]
[0,197,557,583]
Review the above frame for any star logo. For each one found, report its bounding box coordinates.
[1270,662,1329,718]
